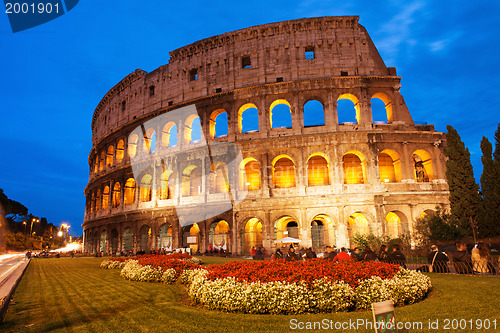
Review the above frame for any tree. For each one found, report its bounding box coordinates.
[480,137,500,235]
[443,125,485,236]
[415,208,463,243]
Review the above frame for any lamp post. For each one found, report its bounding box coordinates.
[30,217,39,237]
[23,221,27,235]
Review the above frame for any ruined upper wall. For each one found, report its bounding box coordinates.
[91,16,397,143]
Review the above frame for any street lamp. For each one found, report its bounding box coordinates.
[30,217,39,237]
[23,221,27,235]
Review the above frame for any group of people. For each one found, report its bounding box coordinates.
[431,242,497,275]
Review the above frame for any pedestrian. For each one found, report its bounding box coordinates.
[472,242,494,274]
[387,244,407,269]
[452,242,473,274]
[333,247,350,261]
[285,247,299,261]
[350,247,361,261]
[360,246,378,261]
[378,245,389,262]
[428,245,449,273]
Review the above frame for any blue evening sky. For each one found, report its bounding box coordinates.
[1,1,498,236]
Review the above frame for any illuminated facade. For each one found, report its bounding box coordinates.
[83,16,449,254]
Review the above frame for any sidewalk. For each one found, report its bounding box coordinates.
[0,258,30,324]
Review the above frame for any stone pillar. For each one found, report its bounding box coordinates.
[325,93,338,126]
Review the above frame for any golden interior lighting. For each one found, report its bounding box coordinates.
[116,140,125,163]
[124,178,135,205]
[140,174,152,202]
[343,153,365,184]
[307,154,330,186]
[273,156,296,188]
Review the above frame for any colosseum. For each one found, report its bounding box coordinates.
[83,16,449,255]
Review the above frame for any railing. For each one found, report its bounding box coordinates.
[403,256,499,275]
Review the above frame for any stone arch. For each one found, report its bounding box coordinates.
[128,133,139,159]
[347,212,371,240]
[209,109,228,139]
[102,185,110,209]
[371,92,393,124]
[106,145,114,167]
[162,121,177,147]
[159,170,175,200]
[385,211,409,238]
[239,157,261,191]
[182,165,201,196]
[307,152,330,186]
[343,150,367,184]
[99,151,105,172]
[110,228,119,253]
[412,149,434,182]
[379,149,402,183]
[143,128,156,154]
[158,223,173,250]
[112,182,121,207]
[272,154,296,188]
[122,227,133,252]
[124,178,135,205]
[337,93,360,124]
[269,99,292,129]
[238,103,259,133]
[211,162,229,193]
[183,223,200,252]
[303,99,325,127]
[274,215,299,240]
[93,156,98,174]
[100,229,107,253]
[139,174,153,202]
[310,214,336,252]
[209,220,230,250]
[96,189,101,211]
[241,217,263,255]
[184,114,202,144]
[139,224,152,251]
[116,139,125,163]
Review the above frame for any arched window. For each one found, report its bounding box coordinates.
[160,170,175,200]
[238,103,259,133]
[275,216,298,240]
[122,227,133,252]
[371,93,393,124]
[337,93,360,124]
[182,166,201,196]
[209,220,230,250]
[270,99,292,129]
[124,178,135,205]
[184,114,202,144]
[212,163,229,193]
[93,156,98,174]
[116,140,125,163]
[102,185,110,209]
[128,134,139,158]
[209,109,228,138]
[140,174,152,202]
[273,156,295,188]
[106,146,114,167]
[90,192,95,213]
[243,218,262,255]
[303,100,325,127]
[99,151,105,172]
[385,211,408,238]
[112,182,121,208]
[162,122,177,148]
[240,158,261,191]
[413,150,434,182]
[143,128,156,154]
[307,154,330,186]
[343,152,366,184]
[347,212,370,237]
[378,150,402,183]
[96,189,101,211]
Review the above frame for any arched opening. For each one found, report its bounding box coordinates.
[385,211,408,238]
[143,128,156,154]
[124,178,135,205]
[110,229,118,253]
[413,150,434,182]
[378,150,402,183]
[273,155,296,188]
[371,93,393,124]
[182,166,201,196]
[116,140,125,163]
[96,189,101,211]
[337,93,360,124]
[162,122,177,148]
[238,103,259,133]
[159,170,175,200]
[128,134,139,158]
[239,158,261,191]
[93,232,99,253]
[275,216,299,240]
[112,182,121,208]
[209,220,230,251]
[93,156,98,174]
[139,225,152,251]
[158,224,173,250]
[122,227,133,252]
[211,163,229,193]
[100,230,106,253]
[343,151,366,184]
[139,174,152,202]
[270,99,292,129]
[183,223,200,253]
[242,218,262,255]
[184,114,202,144]
[102,186,110,210]
[303,100,325,127]
[419,209,436,220]
[90,192,95,213]
[307,153,330,186]
[106,146,114,167]
[311,215,336,252]
[209,109,228,138]
[99,151,105,172]
[347,212,370,239]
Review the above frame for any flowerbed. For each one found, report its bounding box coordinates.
[100,256,431,314]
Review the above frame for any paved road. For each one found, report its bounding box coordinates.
[0,255,25,282]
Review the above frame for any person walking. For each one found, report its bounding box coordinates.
[387,244,407,269]
[428,245,449,273]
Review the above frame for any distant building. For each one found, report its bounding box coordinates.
[83,16,449,255]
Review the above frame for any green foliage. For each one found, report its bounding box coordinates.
[443,125,484,236]
[480,136,500,236]
[414,207,463,243]
[350,233,412,252]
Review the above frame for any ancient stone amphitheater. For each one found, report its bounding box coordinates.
[83,16,449,255]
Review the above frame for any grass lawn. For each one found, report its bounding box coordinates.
[1,257,499,333]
